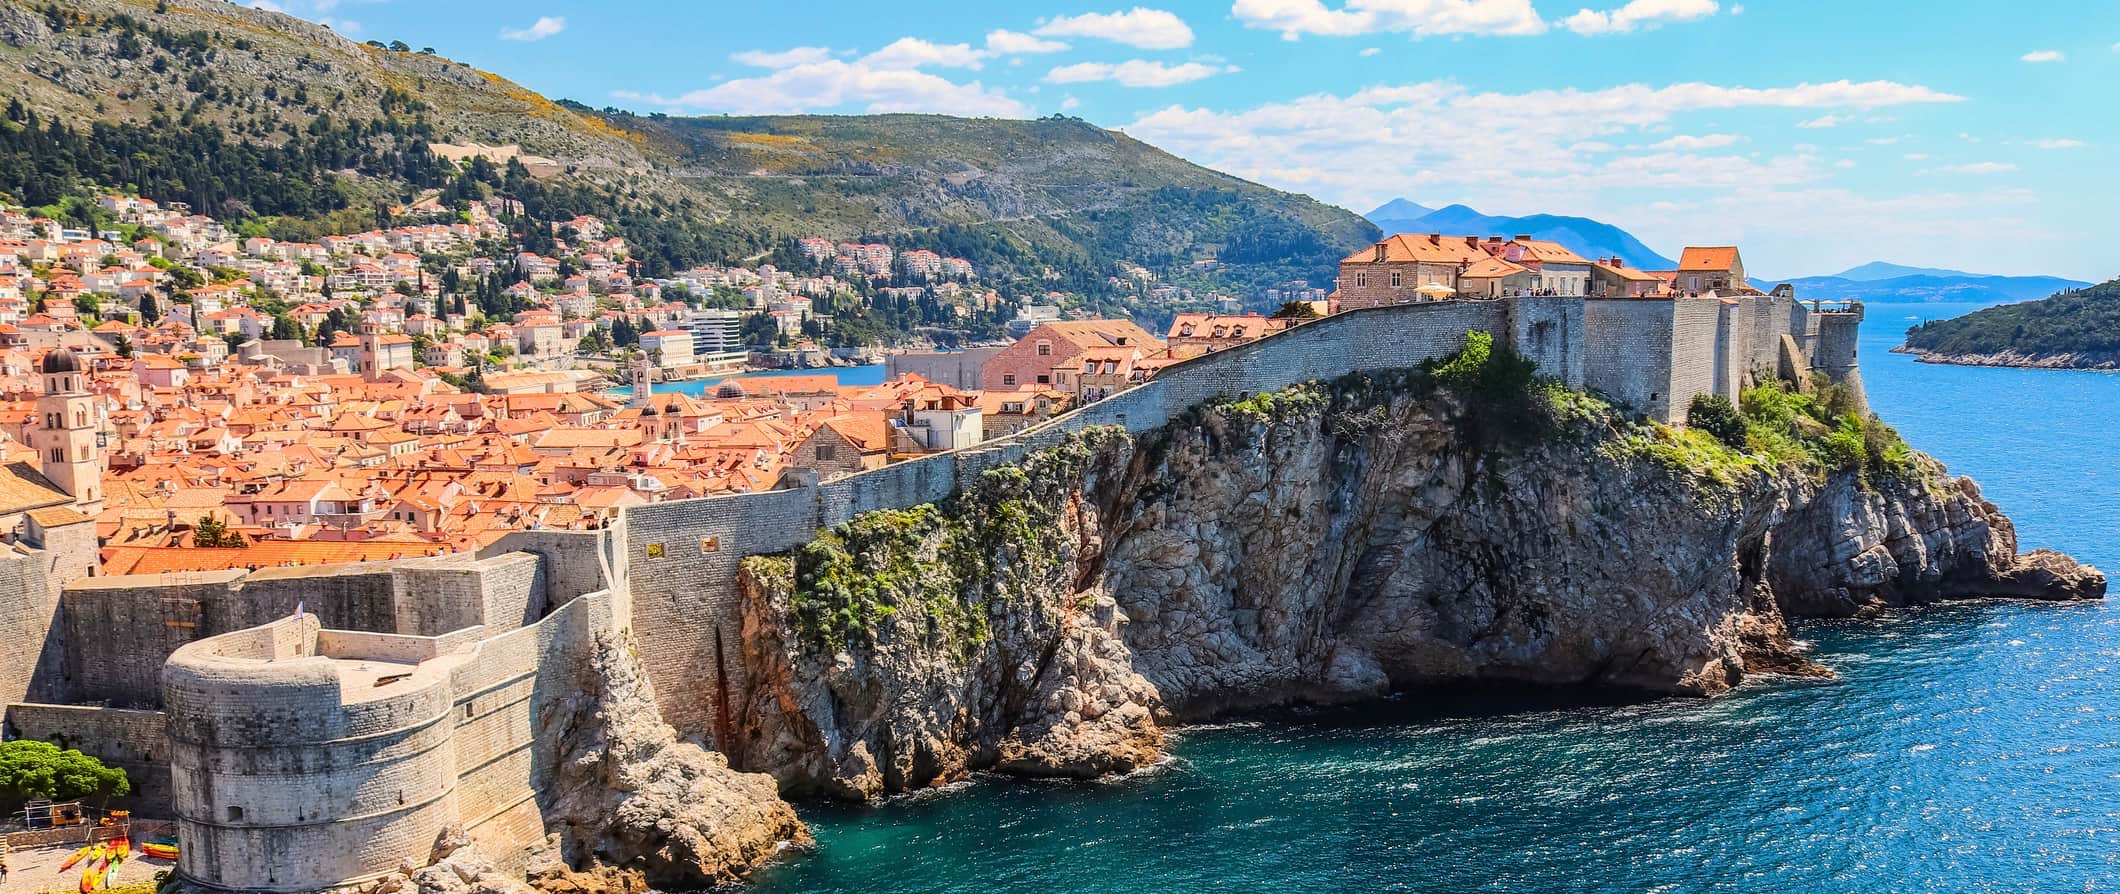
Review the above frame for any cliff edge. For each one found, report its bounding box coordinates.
[731,343,2102,798]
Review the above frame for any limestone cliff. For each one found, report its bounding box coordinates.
[537,632,809,889]
[733,364,2102,799]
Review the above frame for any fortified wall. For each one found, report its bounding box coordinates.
[621,293,1864,741]
[0,292,1859,894]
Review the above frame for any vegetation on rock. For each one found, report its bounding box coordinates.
[767,428,1126,652]
[1903,278,2120,363]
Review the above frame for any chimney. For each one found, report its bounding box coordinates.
[1514,234,1532,242]
[1373,243,1387,263]
[1428,233,1441,246]
[1488,236,1502,244]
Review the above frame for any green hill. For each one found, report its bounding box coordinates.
[1901,279,2120,368]
[0,0,1374,310]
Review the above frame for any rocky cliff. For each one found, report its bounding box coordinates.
[732,360,2102,799]
[536,632,809,889]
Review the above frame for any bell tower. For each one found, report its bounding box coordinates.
[32,348,103,514]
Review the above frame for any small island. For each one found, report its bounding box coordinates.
[1898,278,2120,368]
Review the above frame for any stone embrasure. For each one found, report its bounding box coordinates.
[732,364,2102,801]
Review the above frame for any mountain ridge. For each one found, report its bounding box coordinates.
[0,0,1376,307]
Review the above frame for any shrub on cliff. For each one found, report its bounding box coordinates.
[1738,379,1915,486]
[1687,394,1746,450]
[781,427,1125,652]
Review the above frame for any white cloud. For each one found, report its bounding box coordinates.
[1563,0,1719,35]
[1061,96,1082,110]
[1835,159,1856,169]
[733,47,837,69]
[617,59,1027,117]
[1651,133,1740,150]
[985,29,1070,54]
[1230,0,1547,39]
[2024,138,2085,149]
[1047,60,1235,87]
[498,15,565,42]
[1120,77,1965,265]
[1903,153,1928,160]
[1360,46,1382,56]
[2020,49,2064,62]
[1929,162,2017,175]
[863,37,984,70]
[1866,136,1901,145]
[1035,8,1195,49]
[1797,114,1843,129]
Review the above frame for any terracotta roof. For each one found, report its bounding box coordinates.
[1342,234,1491,266]
[1678,247,1742,272]
[0,462,73,516]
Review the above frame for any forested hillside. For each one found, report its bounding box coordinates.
[1901,279,2120,367]
[0,0,1375,314]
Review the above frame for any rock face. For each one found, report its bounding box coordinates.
[538,632,809,889]
[735,378,2103,799]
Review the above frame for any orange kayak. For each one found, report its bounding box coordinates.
[59,845,93,870]
[141,842,179,860]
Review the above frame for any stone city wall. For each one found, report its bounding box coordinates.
[623,299,1512,739]
[2,703,171,815]
[161,585,614,893]
[55,553,549,710]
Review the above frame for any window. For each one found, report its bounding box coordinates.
[645,542,666,559]
[700,537,720,554]
[1036,341,1051,356]
[1002,374,1016,386]
[1037,374,1050,384]
[816,444,837,461]
[1355,272,1368,288]
[227,806,244,822]
[1391,271,1402,288]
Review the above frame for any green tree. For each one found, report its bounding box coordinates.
[112,334,134,359]
[0,740,131,803]
[1271,300,1321,320]
[191,516,246,548]
[1688,393,1746,449]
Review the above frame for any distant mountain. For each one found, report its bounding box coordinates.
[1366,198,1434,224]
[1751,273,2092,305]
[1362,202,1676,271]
[1833,261,1978,281]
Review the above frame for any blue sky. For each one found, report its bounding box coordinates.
[250,1,2120,281]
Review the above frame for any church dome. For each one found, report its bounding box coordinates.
[40,347,79,375]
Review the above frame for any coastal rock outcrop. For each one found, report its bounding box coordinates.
[538,632,808,888]
[733,368,2102,799]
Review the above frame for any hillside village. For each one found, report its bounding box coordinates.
[0,186,1795,575]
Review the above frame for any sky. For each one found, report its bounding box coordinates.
[245,0,2120,281]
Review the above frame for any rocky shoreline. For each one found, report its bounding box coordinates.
[1890,344,2120,370]
[510,372,2102,893]
[720,375,2103,803]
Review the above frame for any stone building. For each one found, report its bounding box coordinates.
[29,348,105,515]
[980,320,1158,392]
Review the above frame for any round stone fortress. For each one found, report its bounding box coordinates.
[163,616,466,892]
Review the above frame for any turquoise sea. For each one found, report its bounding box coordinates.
[610,364,888,400]
[746,302,2120,893]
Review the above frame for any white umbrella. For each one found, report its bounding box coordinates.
[1417,282,1456,299]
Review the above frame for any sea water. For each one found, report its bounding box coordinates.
[746,303,2120,893]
